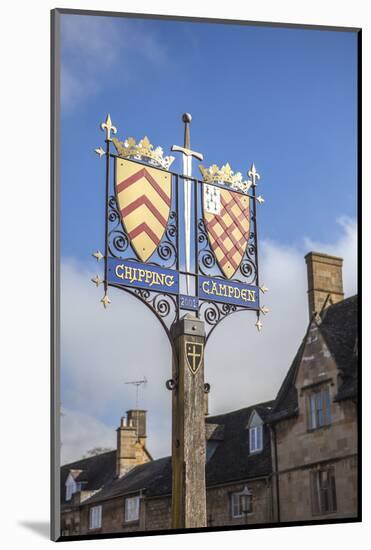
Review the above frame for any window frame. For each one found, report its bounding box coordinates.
[124,495,141,523]
[307,386,332,430]
[249,425,263,453]
[206,440,219,462]
[310,467,337,516]
[89,505,102,530]
[65,474,80,501]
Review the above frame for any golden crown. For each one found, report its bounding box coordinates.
[112,136,175,170]
[199,163,252,194]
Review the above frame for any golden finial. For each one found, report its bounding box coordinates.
[95,147,105,158]
[259,284,269,294]
[91,275,104,287]
[260,305,269,315]
[92,251,104,261]
[101,294,111,308]
[248,163,260,186]
[257,195,265,204]
[100,114,117,141]
[255,319,263,331]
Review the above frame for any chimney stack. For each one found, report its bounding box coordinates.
[116,416,137,477]
[305,252,344,319]
[116,410,150,478]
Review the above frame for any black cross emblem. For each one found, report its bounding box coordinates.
[185,342,204,374]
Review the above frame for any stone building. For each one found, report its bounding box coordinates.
[60,252,358,536]
[268,252,358,522]
[61,402,275,534]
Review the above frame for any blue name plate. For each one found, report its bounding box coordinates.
[108,258,179,295]
[198,276,259,309]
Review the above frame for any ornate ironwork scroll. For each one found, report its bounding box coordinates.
[199,300,241,341]
[109,283,179,344]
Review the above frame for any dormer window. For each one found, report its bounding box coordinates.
[248,410,264,454]
[249,425,263,453]
[65,472,82,501]
[206,440,218,462]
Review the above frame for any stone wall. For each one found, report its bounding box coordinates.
[144,497,172,531]
[61,508,81,536]
[206,479,273,527]
[277,456,357,522]
[64,478,273,536]
[78,495,147,535]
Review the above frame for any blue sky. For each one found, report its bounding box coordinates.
[59,13,358,462]
[60,14,357,258]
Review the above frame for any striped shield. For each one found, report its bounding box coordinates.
[203,184,250,279]
[115,159,171,262]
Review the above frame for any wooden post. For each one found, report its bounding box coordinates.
[171,313,207,529]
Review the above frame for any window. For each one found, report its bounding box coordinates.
[248,410,264,454]
[65,476,81,501]
[231,488,253,518]
[308,387,332,429]
[249,425,263,453]
[206,441,218,462]
[89,505,102,530]
[66,480,75,501]
[124,496,140,522]
[310,468,337,515]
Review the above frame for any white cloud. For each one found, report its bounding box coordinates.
[61,409,115,464]
[205,240,308,413]
[60,217,357,463]
[60,15,168,111]
[61,15,121,111]
[61,258,173,462]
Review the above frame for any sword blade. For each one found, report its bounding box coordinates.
[183,154,192,295]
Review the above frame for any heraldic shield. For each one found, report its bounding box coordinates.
[185,341,204,375]
[115,159,172,262]
[203,184,250,279]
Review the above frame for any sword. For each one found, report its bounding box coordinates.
[172,113,203,295]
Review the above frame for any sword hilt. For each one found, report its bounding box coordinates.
[171,144,204,162]
[171,113,204,163]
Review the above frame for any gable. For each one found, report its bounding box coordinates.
[268,295,358,424]
[295,318,338,390]
[319,295,358,374]
[248,410,263,428]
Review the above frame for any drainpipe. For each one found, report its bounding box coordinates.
[271,424,281,523]
[139,489,145,531]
